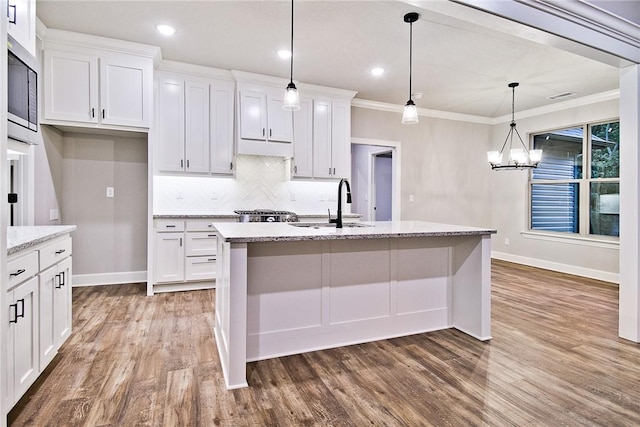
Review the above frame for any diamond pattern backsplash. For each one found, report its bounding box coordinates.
[154,155,346,215]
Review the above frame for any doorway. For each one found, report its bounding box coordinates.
[351,138,401,221]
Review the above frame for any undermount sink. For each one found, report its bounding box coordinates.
[289,222,374,228]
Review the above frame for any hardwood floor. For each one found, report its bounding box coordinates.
[9,260,640,426]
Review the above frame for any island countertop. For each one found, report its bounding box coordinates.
[7,225,77,255]
[212,220,496,243]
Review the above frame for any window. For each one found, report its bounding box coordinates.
[529,121,619,238]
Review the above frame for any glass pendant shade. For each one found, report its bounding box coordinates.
[529,149,543,163]
[283,82,300,111]
[487,151,503,165]
[402,100,419,124]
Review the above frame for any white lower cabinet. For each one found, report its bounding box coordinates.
[5,235,73,411]
[154,220,217,292]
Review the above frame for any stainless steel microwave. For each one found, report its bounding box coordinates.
[7,34,39,145]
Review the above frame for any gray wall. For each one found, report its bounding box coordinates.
[37,127,148,276]
[351,107,493,227]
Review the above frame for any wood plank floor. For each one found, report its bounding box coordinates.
[9,260,640,426]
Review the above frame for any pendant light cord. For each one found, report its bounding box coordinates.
[408,20,413,101]
[511,84,515,125]
[290,0,294,85]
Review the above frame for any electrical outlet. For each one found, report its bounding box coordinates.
[290,192,296,201]
[49,209,59,221]
[176,192,183,200]
[504,238,510,246]
[106,187,114,198]
[211,192,218,200]
[409,194,415,203]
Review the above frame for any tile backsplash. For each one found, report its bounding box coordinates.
[154,155,349,215]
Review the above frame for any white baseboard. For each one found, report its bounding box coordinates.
[72,271,147,287]
[491,251,619,284]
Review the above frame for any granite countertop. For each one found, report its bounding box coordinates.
[7,225,77,255]
[153,213,361,219]
[213,220,496,243]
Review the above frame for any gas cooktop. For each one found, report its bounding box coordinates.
[234,210,299,223]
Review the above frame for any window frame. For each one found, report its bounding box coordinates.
[527,119,620,242]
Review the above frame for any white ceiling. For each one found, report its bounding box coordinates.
[35,0,623,118]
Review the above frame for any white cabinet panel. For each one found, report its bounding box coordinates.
[38,266,57,371]
[156,77,185,172]
[185,257,216,281]
[7,0,36,55]
[210,84,235,174]
[186,232,217,257]
[240,89,267,141]
[267,95,292,143]
[43,50,99,123]
[313,99,332,178]
[53,257,72,346]
[330,101,351,179]
[155,232,185,283]
[293,97,313,178]
[185,81,210,173]
[100,57,150,127]
[7,250,38,290]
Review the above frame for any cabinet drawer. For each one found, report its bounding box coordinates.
[39,237,72,271]
[156,220,185,232]
[185,232,217,257]
[186,221,217,232]
[7,251,39,289]
[185,256,216,281]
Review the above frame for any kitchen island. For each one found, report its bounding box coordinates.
[213,220,496,389]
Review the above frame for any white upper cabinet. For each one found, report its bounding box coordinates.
[155,68,235,175]
[41,30,158,131]
[7,0,36,56]
[313,99,332,179]
[311,98,351,179]
[292,97,313,178]
[234,72,294,157]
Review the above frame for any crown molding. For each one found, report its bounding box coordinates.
[353,89,620,126]
[231,70,290,88]
[157,60,234,81]
[490,89,620,124]
[351,98,494,124]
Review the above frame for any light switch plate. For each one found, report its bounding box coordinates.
[106,187,114,198]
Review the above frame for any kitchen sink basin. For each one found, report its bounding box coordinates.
[289,222,374,228]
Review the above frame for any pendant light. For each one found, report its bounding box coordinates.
[402,12,419,124]
[487,82,542,170]
[282,0,300,111]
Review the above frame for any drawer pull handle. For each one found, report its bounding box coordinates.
[208,234,216,237]
[9,304,18,324]
[166,225,176,228]
[8,4,16,24]
[55,249,66,255]
[56,272,65,289]
[17,299,25,319]
[208,224,213,228]
[10,269,25,277]
[208,258,216,262]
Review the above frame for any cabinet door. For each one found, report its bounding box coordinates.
[156,76,185,172]
[185,257,216,282]
[43,50,99,123]
[12,276,39,402]
[210,82,235,175]
[53,257,73,346]
[331,101,351,179]
[38,265,57,371]
[7,0,36,56]
[100,55,151,127]
[155,232,185,283]
[293,97,313,178]
[313,99,332,178]
[239,89,267,141]
[184,81,210,173]
[185,232,217,257]
[267,94,293,143]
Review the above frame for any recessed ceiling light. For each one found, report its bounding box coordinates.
[370,67,385,77]
[155,24,176,36]
[277,49,292,60]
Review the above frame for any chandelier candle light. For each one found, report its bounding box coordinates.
[283,0,300,111]
[402,12,419,124]
[488,82,542,169]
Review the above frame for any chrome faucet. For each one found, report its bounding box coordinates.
[329,178,352,228]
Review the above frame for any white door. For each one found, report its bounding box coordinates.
[54,257,72,345]
[13,276,39,401]
[210,83,235,175]
[100,56,150,127]
[331,101,351,179]
[293,97,313,178]
[266,94,293,143]
[374,154,393,221]
[155,232,185,283]
[185,81,210,173]
[313,99,332,178]
[43,50,98,123]
[240,90,267,141]
[38,265,57,371]
[156,76,185,172]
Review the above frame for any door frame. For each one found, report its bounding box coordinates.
[351,137,401,221]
